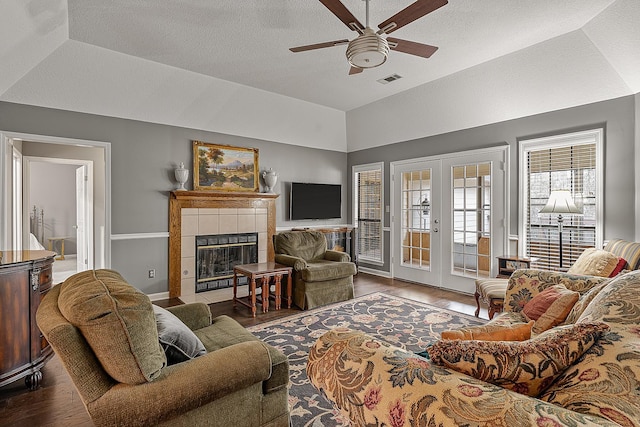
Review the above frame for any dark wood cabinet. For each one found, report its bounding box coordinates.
[0,250,56,389]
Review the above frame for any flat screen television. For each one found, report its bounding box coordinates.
[290,182,341,220]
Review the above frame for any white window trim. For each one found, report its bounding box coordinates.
[518,128,604,256]
[353,161,384,265]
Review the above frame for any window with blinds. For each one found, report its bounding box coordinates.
[354,163,383,264]
[521,130,602,271]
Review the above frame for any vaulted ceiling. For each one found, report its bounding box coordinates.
[1,0,639,152]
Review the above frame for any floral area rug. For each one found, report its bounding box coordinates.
[247,292,485,427]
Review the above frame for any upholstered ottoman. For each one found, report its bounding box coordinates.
[475,277,509,319]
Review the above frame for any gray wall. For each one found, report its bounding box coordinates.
[348,95,636,273]
[2,95,636,288]
[0,101,348,293]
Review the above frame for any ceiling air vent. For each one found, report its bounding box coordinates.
[377,74,403,84]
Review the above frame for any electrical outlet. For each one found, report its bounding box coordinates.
[148,269,155,279]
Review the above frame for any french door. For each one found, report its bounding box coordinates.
[392,148,507,294]
[392,160,441,284]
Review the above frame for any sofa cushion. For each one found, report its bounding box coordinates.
[568,248,620,277]
[301,260,357,282]
[563,279,610,325]
[540,272,640,426]
[441,320,534,341]
[153,305,207,365]
[427,322,609,397]
[58,269,166,384]
[603,238,640,270]
[195,315,289,393]
[274,231,327,261]
[522,285,579,334]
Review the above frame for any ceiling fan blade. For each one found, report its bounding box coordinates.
[290,39,349,53]
[319,0,364,33]
[387,37,438,58]
[349,66,363,75]
[378,0,448,34]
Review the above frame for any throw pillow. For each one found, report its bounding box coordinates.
[564,279,610,325]
[567,248,620,277]
[608,257,627,277]
[522,285,579,334]
[153,305,207,365]
[58,270,166,384]
[441,321,534,341]
[427,322,610,397]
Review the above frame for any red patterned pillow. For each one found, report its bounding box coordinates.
[608,257,627,277]
[522,285,580,334]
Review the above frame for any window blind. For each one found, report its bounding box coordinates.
[526,143,597,270]
[356,167,382,262]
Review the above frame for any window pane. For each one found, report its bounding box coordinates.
[356,166,383,262]
[524,139,598,270]
[450,161,491,279]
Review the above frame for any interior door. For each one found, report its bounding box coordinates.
[75,165,93,271]
[392,160,441,285]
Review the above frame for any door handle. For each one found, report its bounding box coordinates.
[434,219,439,224]
[433,228,439,233]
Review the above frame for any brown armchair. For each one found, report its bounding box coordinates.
[36,270,289,427]
[274,231,356,309]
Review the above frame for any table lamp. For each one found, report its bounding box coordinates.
[539,190,583,268]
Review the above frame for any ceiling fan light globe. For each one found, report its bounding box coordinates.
[346,28,389,69]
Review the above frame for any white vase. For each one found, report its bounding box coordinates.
[262,168,278,193]
[174,162,189,191]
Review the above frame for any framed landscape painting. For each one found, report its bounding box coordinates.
[193,141,259,192]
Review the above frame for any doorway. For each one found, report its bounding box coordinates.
[0,131,111,282]
[391,147,508,294]
[24,157,94,282]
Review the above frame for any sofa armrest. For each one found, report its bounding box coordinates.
[505,269,609,313]
[89,340,273,426]
[166,302,212,331]
[275,254,307,270]
[324,250,351,262]
[307,329,618,426]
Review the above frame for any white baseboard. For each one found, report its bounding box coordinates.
[148,291,170,301]
[357,266,392,278]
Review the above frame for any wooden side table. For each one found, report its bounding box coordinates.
[233,263,293,317]
[496,255,536,278]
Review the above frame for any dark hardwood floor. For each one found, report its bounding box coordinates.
[0,273,488,427]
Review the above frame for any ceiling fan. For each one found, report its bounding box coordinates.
[290,0,448,75]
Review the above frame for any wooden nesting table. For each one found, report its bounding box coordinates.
[233,262,293,317]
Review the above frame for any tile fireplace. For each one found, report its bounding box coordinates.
[195,232,257,292]
[169,191,278,299]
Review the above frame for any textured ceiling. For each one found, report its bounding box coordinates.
[66,0,617,111]
[1,0,639,152]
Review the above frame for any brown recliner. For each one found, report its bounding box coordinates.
[274,231,356,309]
[36,269,289,427]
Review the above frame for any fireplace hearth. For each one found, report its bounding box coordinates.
[196,232,258,293]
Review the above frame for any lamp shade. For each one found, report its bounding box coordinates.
[539,190,582,215]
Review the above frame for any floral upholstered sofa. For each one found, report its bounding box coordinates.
[307,269,640,426]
